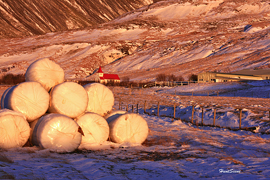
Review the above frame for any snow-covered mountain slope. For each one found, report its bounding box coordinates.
[0,0,152,38]
[0,0,269,81]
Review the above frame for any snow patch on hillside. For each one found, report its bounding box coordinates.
[237,3,270,14]
[143,1,222,21]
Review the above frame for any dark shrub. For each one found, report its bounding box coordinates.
[156,73,167,81]
[188,74,198,81]
[0,74,25,85]
[168,74,177,81]
[177,75,185,81]
[120,76,130,87]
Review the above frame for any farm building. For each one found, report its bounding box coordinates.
[90,66,120,84]
[198,69,270,83]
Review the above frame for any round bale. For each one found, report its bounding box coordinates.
[48,82,88,119]
[104,110,126,124]
[25,58,65,91]
[29,118,39,146]
[0,109,30,149]
[32,113,82,153]
[2,82,50,122]
[109,113,148,144]
[76,112,109,149]
[1,86,15,109]
[84,83,114,116]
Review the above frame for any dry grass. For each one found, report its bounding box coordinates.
[0,170,15,179]
[142,136,178,147]
[0,153,14,163]
[137,151,201,161]
[219,156,245,166]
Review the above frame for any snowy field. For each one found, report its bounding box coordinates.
[0,82,270,179]
[156,80,270,98]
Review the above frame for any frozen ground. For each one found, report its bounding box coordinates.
[0,82,270,179]
[155,80,270,98]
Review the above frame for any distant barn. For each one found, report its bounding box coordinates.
[198,69,270,83]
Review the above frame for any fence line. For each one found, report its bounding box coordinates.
[117,100,268,133]
[144,81,198,87]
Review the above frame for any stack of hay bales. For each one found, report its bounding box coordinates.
[0,57,149,152]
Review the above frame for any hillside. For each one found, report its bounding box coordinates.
[0,0,269,81]
[0,0,152,38]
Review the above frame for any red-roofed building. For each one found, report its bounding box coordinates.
[95,66,120,84]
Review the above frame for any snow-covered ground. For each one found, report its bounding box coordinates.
[158,80,270,98]
[0,82,270,179]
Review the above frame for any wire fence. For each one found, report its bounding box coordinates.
[112,87,270,134]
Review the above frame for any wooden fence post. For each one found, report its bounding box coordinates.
[191,105,195,124]
[126,104,129,112]
[137,104,139,114]
[173,103,176,119]
[132,105,134,113]
[269,111,270,120]
[157,102,160,117]
[201,107,204,125]
[144,101,146,114]
[239,109,242,129]
[119,99,121,110]
[213,108,216,126]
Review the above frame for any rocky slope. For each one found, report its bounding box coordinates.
[0,0,152,38]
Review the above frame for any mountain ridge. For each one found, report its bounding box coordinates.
[0,0,153,38]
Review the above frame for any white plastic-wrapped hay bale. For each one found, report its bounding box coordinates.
[0,109,30,149]
[32,113,82,153]
[76,112,109,149]
[104,110,126,124]
[109,113,148,144]
[48,82,88,119]
[25,58,65,91]
[1,86,15,109]
[84,83,114,116]
[2,82,50,122]
[29,119,39,145]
